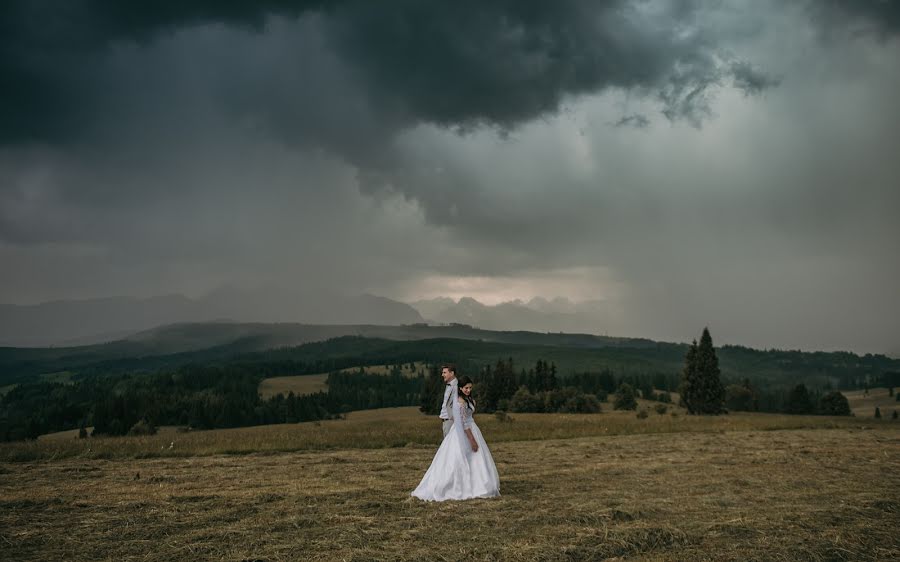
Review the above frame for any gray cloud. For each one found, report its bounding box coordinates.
[729,61,781,95]
[813,0,900,36]
[0,1,897,354]
[613,114,650,129]
[0,0,778,148]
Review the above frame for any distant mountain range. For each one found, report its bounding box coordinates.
[0,289,623,348]
[0,288,423,347]
[0,321,660,388]
[409,296,611,335]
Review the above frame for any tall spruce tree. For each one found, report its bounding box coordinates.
[679,327,725,415]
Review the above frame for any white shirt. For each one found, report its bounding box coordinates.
[439,378,457,420]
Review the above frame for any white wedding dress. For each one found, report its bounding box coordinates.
[411,397,500,501]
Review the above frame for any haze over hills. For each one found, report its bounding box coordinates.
[0,289,620,348]
[0,288,423,347]
[410,296,612,335]
[4,289,895,356]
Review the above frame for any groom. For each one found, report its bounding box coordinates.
[439,364,457,438]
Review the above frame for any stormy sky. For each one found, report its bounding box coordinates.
[1,0,898,354]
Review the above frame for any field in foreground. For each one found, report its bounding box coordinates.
[2,412,899,561]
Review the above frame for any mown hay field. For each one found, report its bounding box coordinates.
[2,408,900,561]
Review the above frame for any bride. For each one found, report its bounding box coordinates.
[412,376,500,501]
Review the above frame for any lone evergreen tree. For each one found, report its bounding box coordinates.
[875,407,881,419]
[785,384,816,415]
[679,327,725,415]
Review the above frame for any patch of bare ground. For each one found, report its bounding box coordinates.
[1,425,898,561]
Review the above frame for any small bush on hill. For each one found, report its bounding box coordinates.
[818,391,851,416]
[614,383,638,411]
[725,384,755,412]
[128,419,157,436]
[493,411,512,423]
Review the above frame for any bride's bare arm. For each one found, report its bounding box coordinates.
[465,428,479,452]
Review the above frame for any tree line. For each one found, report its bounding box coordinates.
[2,330,890,441]
[0,363,421,441]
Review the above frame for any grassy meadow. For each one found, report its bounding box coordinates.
[845,387,900,419]
[2,405,900,561]
[257,374,329,399]
[257,362,425,399]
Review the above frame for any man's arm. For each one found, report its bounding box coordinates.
[439,384,451,420]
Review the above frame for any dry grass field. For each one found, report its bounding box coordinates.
[257,363,425,399]
[2,408,899,561]
[845,387,899,419]
[257,374,329,399]
[3,403,888,463]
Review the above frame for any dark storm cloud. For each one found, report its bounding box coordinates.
[1,0,779,149]
[0,0,328,144]
[815,0,900,35]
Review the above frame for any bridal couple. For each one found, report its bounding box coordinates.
[411,364,500,501]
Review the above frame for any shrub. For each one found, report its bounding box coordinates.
[725,384,754,412]
[128,419,157,436]
[636,409,649,419]
[509,387,542,413]
[892,410,898,420]
[493,410,513,423]
[875,407,881,419]
[561,393,601,414]
[614,383,638,411]
[819,391,851,416]
[654,404,668,415]
[657,392,672,404]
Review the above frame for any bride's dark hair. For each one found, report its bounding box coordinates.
[457,376,475,410]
